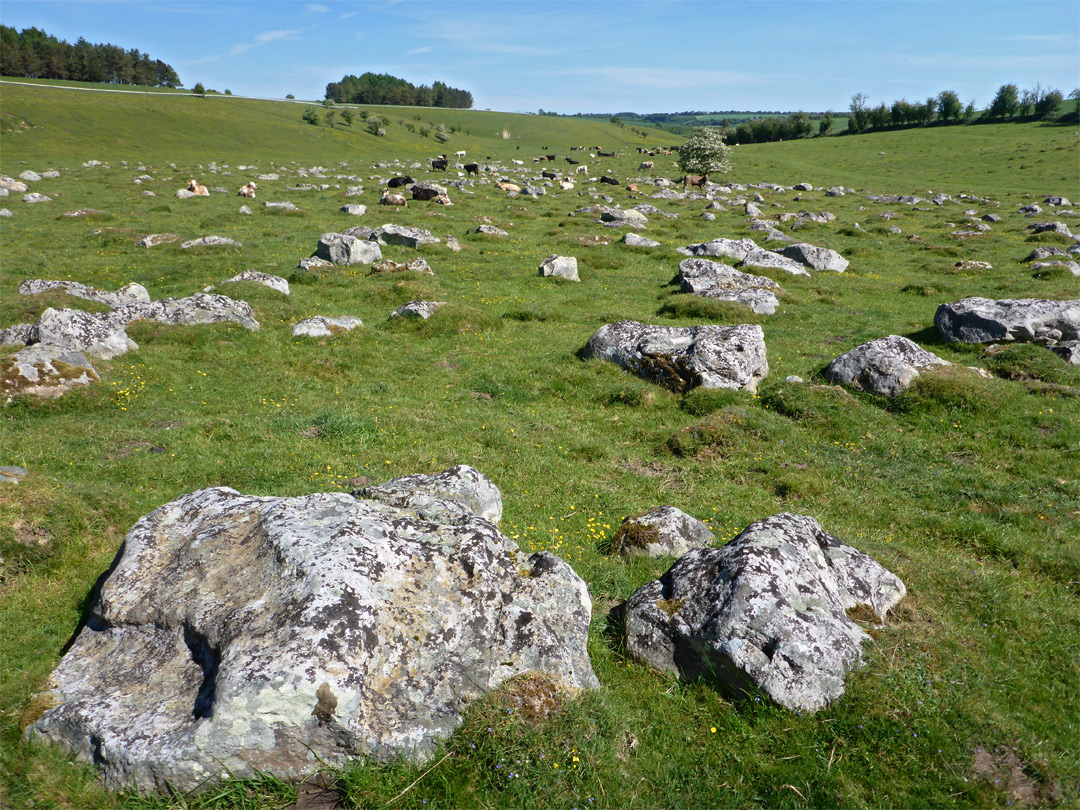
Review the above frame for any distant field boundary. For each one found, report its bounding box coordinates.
[0,79,478,113]
[0,78,314,104]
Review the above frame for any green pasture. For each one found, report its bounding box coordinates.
[1,83,1078,809]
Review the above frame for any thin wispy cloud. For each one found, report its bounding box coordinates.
[558,67,761,91]
[1000,33,1072,43]
[340,11,360,19]
[404,47,433,56]
[306,3,329,13]
[229,28,305,57]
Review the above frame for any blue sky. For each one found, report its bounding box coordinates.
[2,1,1078,114]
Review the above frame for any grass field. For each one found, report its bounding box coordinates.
[1,81,1079,809]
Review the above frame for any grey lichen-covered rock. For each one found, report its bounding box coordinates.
[1050,340,1080,365]
[297,256,334,272]
[340,204,367,216]
[376,224,440,248]
[0,465,28,483]
[36,308,138,360]
[23,193,52,203]
[739,247,810,277]
[624,513,906,712]
[114,293,260,332]
[315,233,382,265]
[370,258,433,276]
[825,335,950,397]
[600,208,648,227]
[538,254,579,282]
[0,323,38,347]
[610,506,714,558]
[136,233,179,248]
[357,465,503,524]
[266,201,299,211]
[475,224,509,237]
[2,344,99,401]
[676,258,781,315]
[621,233,660,248]
[26,481,597,793]
[676,237,759,261]
[291,316,362,337]
[221,270,290,295]
[389,301,446,320]
[1031,260,1080,276]
[778,243,849,273]
[583,320,769,393]
[935,298,1080,345]
[180,236,242,249]
[18,280,152,308]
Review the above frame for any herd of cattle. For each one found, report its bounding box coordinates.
[183,143,704,211]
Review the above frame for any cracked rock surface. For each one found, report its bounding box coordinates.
[27,471,597,793]
[625,513,905,712]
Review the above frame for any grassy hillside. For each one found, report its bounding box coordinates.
[0,79,672,166]
[1,84,1078,810]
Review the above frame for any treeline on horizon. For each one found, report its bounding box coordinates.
[0,26,181,88]
[324,73,473,109]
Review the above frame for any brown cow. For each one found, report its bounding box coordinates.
[380,190,407,207]
[187,179,209,196]
[237,181,257,198]
[495,181,521,193]
[683,174,708,190]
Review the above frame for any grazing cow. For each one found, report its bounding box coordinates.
[541,170,557,180]
[495,181,521,193]
[599,176,619,185]
[638,161,654,170]
[412,187,441,202]
[454,150,467,157]
[380,190,407,207]
[575,165,588,174]
[543,154,557,162]
[388,175,413,188]
[237,181,257,198]
[187,179,209,196]
[626,184,638,192]
[683,173,708,190]
[431,158,448,171]
[464,163,480,176]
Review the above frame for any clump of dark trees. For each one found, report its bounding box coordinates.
[845,83,1073,134]
[325,73,472,108]
[0,26,181,87]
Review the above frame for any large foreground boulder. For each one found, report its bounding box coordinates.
[584,320,768,393]
[113,293,260,332]
[625,513,906,712]
[934,297,1080,345]
[826,335,950,397]
[676,258,781,315]
[26,475,597,793]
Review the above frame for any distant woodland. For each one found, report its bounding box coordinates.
[0,26,181,88]
[325,72,473,108]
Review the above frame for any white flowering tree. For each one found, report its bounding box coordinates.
[676,127,733,178]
